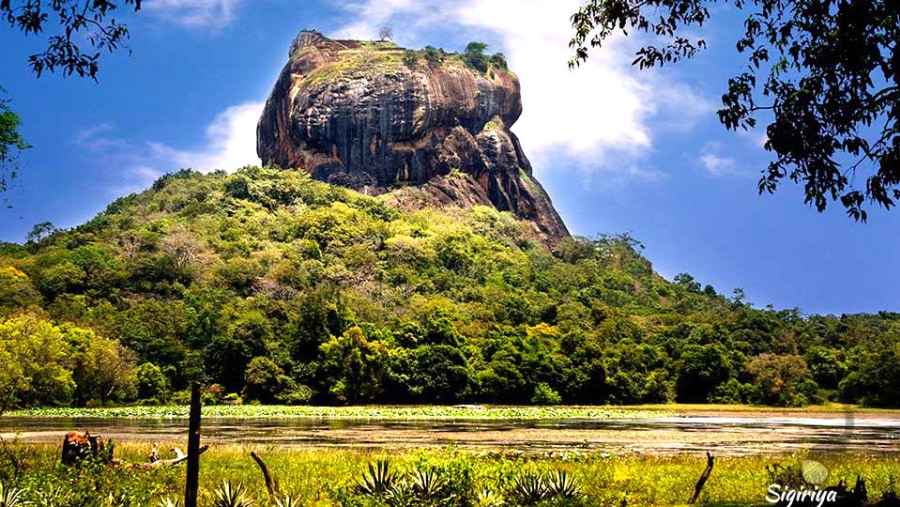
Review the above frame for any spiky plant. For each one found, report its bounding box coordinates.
[508,472,547,506]
[106,492,135,507]
[410,467,446,500]
[156,497,182,507]
[546,470,582,499]
[354,460,399,496]
[32,486,70,507]
[212,481,255,507]
[273,494,298,507]
[474,488,503,507]
[384,481,415,507]
[0,481,28,507]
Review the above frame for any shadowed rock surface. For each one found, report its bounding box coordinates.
[257,30,569,244]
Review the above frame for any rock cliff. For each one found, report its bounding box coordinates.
[257,30,569,243]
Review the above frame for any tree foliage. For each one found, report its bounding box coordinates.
[0,88,30,193]
[0,313,75,413]
[1,167,900,407]
[2,0,142,78]
[570,0,900,221]
[1,0,143,194]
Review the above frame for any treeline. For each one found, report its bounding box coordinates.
[1,167,898,409]
[401,41,508,75]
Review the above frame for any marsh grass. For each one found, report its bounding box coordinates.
[1,442,899,506]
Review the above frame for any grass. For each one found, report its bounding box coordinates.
[304,47,406,87]
[1,443,899,506]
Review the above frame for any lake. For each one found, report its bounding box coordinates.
[3,413,899,456]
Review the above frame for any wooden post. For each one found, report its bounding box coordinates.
[688,452,714,504]
[184,382,202,507]
[251,451,279,498]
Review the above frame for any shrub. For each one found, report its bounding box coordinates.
[463,42,489,73]
[136,362,170,402]
[423,46,443,66]
[489,52,507,69]
[402,50,418,68]
[531,383,562,405]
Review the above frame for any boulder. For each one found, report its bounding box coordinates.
[257,30,569,244]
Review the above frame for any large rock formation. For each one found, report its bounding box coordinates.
[258,30,569,243]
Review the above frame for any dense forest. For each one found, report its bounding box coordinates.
[1,167,898,410]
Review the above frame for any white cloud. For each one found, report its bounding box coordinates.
[156,102,264,173]
[698,142,751,178]
[145,0,245,28]
[330,0,711,183]
[77,102,264,195]
[699,153,737,177]
[738,128,769,148]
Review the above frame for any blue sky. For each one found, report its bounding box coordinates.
[0,0,897,316]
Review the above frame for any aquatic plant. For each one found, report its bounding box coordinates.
[8,405,671,420]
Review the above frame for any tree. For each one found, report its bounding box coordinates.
[489,52,508,70]
[2,0,143,192]
[378,26,393,42]
[676,343,735,403]
[319,326,390,404]
[25,221,55,244]
[569,0,900,221]
[840,343,900,407]
[66,325,138,404]
[0,265,40,316]
[747,353,817,406]
[135,362,169,401]
[0,88,30,193]
[0,313,76,414]
[463,42,490,73]
[242,356,292,404]
[2,0,142,78]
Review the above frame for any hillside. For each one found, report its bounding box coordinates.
[1,166,898,409]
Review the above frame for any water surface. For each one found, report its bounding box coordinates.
[3,414,898,456]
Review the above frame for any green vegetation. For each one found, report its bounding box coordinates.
[399,42,508,75]
[1,0,144,195]
[0,88,30,194]
[306,47,406,87]
[462,42,508,74]
[303,39,509,86]
[1,444,899,506]
[2,166,900,409]
[7,405,670,419]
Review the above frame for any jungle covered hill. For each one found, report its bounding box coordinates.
[0,167,898,410]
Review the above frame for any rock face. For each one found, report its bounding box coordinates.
[257,30,569,243]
